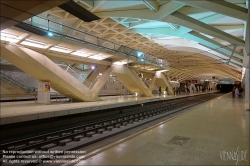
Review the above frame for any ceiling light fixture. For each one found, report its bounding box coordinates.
[71,50,89,57]
[0,32,19,43]
[50,45,72,53]
[21,38,49,49]
[88,53,106,60]
[48,32,53,37]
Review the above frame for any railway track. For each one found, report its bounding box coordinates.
[0,93,222,165]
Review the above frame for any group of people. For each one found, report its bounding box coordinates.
[232,87,244,98]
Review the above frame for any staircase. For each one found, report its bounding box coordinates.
[0,72,36,93]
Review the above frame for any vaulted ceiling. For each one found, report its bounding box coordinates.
[1,0,249,83]
[40,0,248,82]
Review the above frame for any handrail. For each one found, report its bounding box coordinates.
[56,63,91,88]
[1,93,36,96]
[21,15,170,69]
[132,69,149,88]
[61,93,73,103]
[0,72,37,93]
[89,75,100,89]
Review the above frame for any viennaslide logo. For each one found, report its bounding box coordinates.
[219,146,248,165]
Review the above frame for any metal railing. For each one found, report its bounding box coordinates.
[1,93,37,101]
[0,72,37,93]
[34,92,72,103]
[22,15,170,69]
[132,69,149,88]
[120,90,130,98]
[60,93,73,103]
[89,75,101,89]
[56,63,91,88]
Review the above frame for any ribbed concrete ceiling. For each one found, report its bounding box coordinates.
[2,0,248,83]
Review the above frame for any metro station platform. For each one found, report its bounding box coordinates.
[1,91,218,125]
[74,93,249,166]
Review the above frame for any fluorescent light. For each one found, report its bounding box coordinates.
[21,39,48,49]
[156,69,169,72]
[113,61,127,65]
[99,73,102,76]
[88,54,106,60]
[71,50,89,57]
[48,32,53,37]
[91,66,95,70]
[137,51,144,57]
[0,32,19,43]
[50,46,72,53]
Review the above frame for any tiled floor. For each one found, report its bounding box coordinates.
[0,92,217,125]
[74,93,249,165]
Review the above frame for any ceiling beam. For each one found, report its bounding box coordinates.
[76,0,93,8]
[174,0,248,21]
[94,1,184,20]
[91,0,108,12]
[0,0,70,30]
[96,9,244,46]
[182,31,244,59]
[214,25,244,31]
[199,44,243,66]
[143,0,159,12]
[163,12,245,47]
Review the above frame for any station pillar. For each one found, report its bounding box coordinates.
[244,68,249,111]
[37,81,51,104]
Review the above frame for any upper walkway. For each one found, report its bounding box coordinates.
[73,93,249,165]
[1,91,217,125]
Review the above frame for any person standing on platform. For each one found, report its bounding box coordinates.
[235,87,239,98]
[165,87,168,95]
[159,87,162,97]
[232,87,235,98]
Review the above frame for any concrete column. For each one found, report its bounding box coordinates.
[244,68,249,111]
[113,65,153,97]
[91,66,114,99]
[154,72,174,95]
[37,81,51,104]
[1,45,100,102]
[149,74,157,92]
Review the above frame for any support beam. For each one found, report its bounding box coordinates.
[228,45,237,63]
[149,75,156,91]
[91,65,114,99]
[129,13,225,36]
[163,12,245,47]
[174,0,248,21]
[96,8,244,47]
[77,0,93,8]
[0,0,69,30]
[91,0,108,12]
[154,71,174,95]
[143,0,159,12]
[113,65,153,97]
[182,31,244,60]
[1,44,100,101]
[94,1,184,20]
[199,44,243,66]
[86,65,108,83]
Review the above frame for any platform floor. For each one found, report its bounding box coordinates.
[1,92,217,125]
[74,93,249,165]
